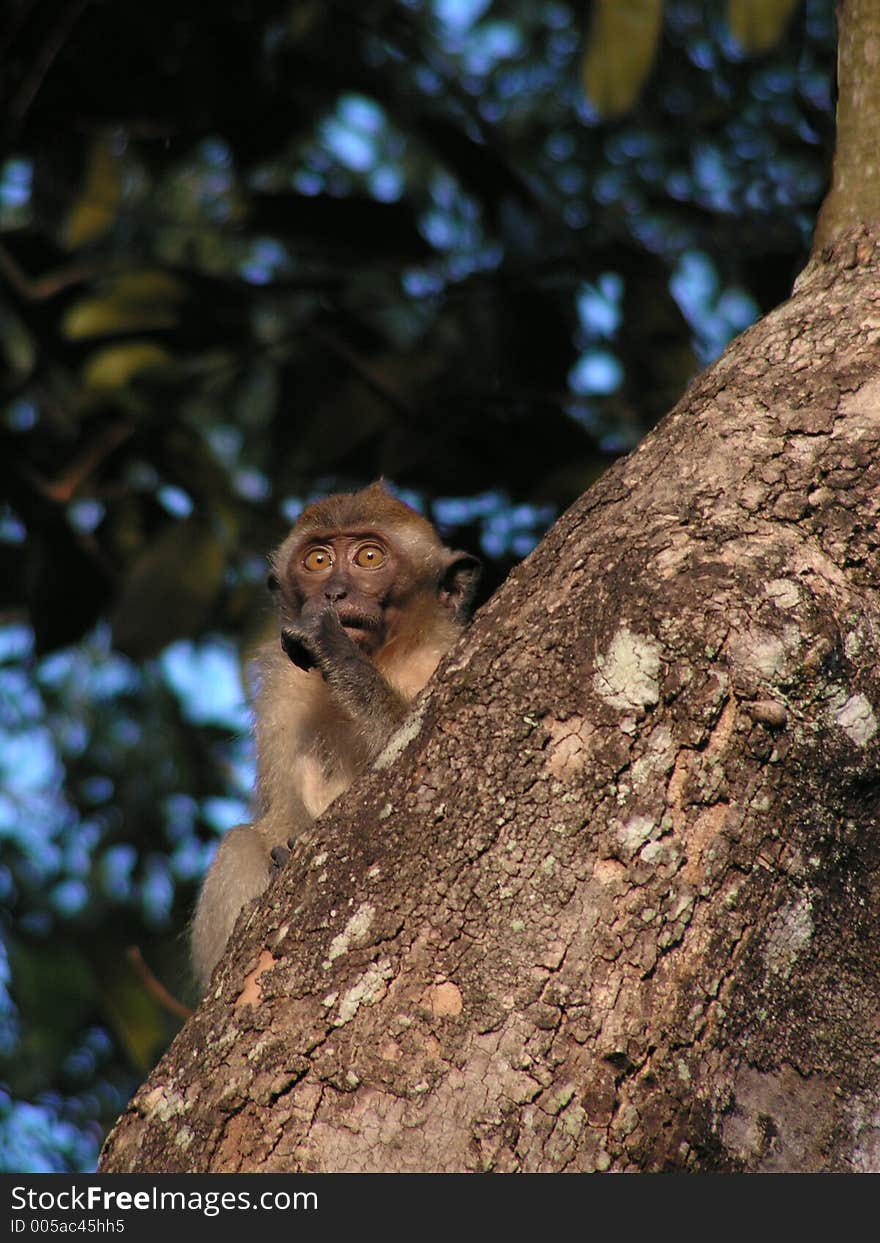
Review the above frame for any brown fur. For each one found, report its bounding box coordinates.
[190,484,479,991]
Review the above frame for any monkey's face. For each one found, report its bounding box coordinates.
[274,531,417,656]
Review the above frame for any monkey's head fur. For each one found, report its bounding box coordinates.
[268,482,480,668]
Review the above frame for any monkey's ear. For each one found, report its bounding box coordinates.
[267,572,280,592]
[439,552,481,621]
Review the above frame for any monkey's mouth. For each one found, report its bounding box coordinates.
[337,610,383,651]
[336,610,380,635]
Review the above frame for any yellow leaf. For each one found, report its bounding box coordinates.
[63,135,121,250]
[581,0,664,117]
[62,269,187,340]
[82,342,172,390]
[63,298,179,340]
[727,0,801,53]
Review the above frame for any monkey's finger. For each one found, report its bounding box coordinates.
[281,627,317,670]
[318,604,346,633]
[270,844,290,869]
[300,595,331,624]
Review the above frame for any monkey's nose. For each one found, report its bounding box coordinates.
[325,586,347,602]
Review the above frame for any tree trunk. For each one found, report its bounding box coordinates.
[99,216,880,1172]
[814,0,880,248]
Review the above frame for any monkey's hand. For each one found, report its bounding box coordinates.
[280,624,320,671]
[282,605,409,754]
[281,604,361,673]
[269,836,297,876]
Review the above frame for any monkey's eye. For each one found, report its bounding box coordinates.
[303,547,333,572]
[353,543,386,568]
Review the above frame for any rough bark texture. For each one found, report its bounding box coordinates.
[100,226,880,1173]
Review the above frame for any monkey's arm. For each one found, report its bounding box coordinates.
[281,607,410,760]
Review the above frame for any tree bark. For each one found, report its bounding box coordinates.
[100,220,880,1173]
[814,0,880,248]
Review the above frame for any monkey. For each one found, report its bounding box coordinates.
[190,482,480,991]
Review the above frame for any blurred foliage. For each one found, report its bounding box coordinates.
[0,0,835,1170]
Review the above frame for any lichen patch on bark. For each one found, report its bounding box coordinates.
[326,902,376,963]
[374,708,425,769]
[593,625,662,713]
[763,894,814,977]
[333,959,394,1026]
[832,690,878,744]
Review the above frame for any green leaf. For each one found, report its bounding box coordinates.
[98,959,172,1073]
[110,518,227,658]
[109,272,187,304]
[5,941,96,1095]
[581,0,664,117]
